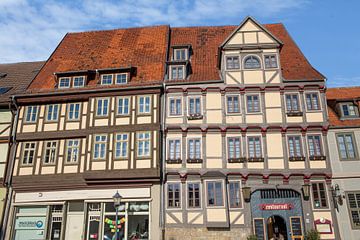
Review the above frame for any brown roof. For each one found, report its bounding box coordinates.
[28,25,169,92]
[169,23,324,83]
[0,61,45,105]
[326,87,360,127]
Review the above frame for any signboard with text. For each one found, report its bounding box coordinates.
[259,203,293,210]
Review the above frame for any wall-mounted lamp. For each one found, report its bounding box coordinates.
[331,184,343,211]
[302,184,311,201]
[242,186,252,203]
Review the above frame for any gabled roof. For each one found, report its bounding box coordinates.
[0,61,45,105]
[327,87,360,127]
[27,25,169,93]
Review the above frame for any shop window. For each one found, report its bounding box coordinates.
[207,181,224,207]
[188,182,200,208]
[87,203,101,240]
[103,202,126,240]
[49,205,64,240]
[13,206,47,240]
[311,182,328,209]
[128,202,149,239]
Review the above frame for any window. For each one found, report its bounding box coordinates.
[137,132,150,157]
[94,135,107,159]
[115,133,128,158]
[226,56,240,70]
[25,106,38,122]
[227,95,240,113]
[138,96,151,114]
[188,183,200,208]
[346,192,360,228]
[248,136,262,158]
[188,97,201,115]
[307,135,322,157]
[188,139,201,159]
[244,55,261,69]
[264,55,278,68]
[311,182,328,208]
[169,98,182,116]
[286,94,300,112]
[288,136,303,157]
[66,139,80,163]
[168,139,181,160]
[73,76,85,87]
[22,142,36,165]
[115,73,127,84]
[117,97,130,115]
[43,141,57,164]
[170,65,184,80]
[46,104,59,121]
[228,137,241,159]
[96,98,109,116]
[306,93,320,110]
[341,103,359,117]
[207,181,223,207]
[58,77,70,88]
[174,49,187,61]
[337,133,357,160]
[168,183,181,208]
[68,103,80,120]
[246,95,260,113]
[229,181,242,208]
[101,74,113,85]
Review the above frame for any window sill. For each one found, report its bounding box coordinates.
[309,156,326,161]
[166,159,182,164]
[286,111,303,117]
[228,157,246,163]
[187,114,203,120]
[187,158,203,163]
[289,156,306,161]
[247,157,264,162]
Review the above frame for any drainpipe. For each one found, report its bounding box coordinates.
[160,81,167,240]
[1,96,19,240]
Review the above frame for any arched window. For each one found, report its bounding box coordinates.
[244,55,261,69]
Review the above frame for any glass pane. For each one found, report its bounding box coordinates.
[128,215,149,240]
[103,215,126,240]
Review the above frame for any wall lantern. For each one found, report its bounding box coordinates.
[331,184,343,211]
[242,186,252,203]
[302,184,311,201]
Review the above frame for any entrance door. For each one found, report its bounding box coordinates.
[267,215,287,240]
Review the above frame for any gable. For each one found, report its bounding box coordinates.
[223,17,282,47]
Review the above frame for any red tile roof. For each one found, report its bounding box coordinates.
[27,21,324,93]
[326,87,360,127]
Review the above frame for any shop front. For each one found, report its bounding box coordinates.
[250,189,304,240]
[9,186,160,240]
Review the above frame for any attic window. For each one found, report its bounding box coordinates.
[244,55,261,69]
[100,73,128,85]
[173,49,187,61]
[58,76,85,89]
[59,77,71,88]
[169,65,185,80]
[0,87,11,94]
[340,102,359,118]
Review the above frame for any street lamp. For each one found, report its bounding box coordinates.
[113,191,122,240]
[302,184,310,201]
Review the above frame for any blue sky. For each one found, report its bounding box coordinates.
[0,0,359,87]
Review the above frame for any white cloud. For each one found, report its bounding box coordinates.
[328,76,360,88]
[0,0,307,63]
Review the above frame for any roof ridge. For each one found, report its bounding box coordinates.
[67,24,170,35]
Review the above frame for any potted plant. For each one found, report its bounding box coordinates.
[305,229,320,240]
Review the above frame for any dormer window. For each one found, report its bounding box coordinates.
[59,77,71,88]
[116,73,127,84]
[264,55,278,68]
[244,55,261,69]
[340,102,359,118]
[170,65,185,80]
[174,48,187,61]
[73,76,85,88]
[101,74,113,85]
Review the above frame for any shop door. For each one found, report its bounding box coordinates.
[267,215,287,240]
[64,201,85,240]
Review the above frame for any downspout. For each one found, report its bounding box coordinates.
[1,96,19,240]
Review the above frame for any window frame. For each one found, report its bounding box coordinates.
[225,55,240,70]
[226,95,241,114]
[100,74,113,85]
[115,73,128,85]
[206,180,225,207]
[336,132,359,161]
[21,142,37,166]
[24,106,38,123]
[168,96,182,117]
[65,139,80,164]
[187,182,201,209]
[287,135,304,158]
[93,134,107,160]
[137,131,151,158]
[311,182,329,209]
[305,92,321,111]
[167,182,182,209]
[73,76,85,88]
[247,136,263,158]
[307,134,323,158]
[243,55,261,69]
[285,94,301,112]
[340,102,359,118]
[67,103,81,121]
[138,96,151,115]
[187,138,202,160]
[246,94,261,113]
[58,77,71,89]
[167,138,182,161]
[43,140,58,165]
[45,104,60,122]
[169,65,185,80]
[173,48,188,61]
[116,96,130,116]
[187,96,202,116]
[228,180,242,209]
[227,137,242,160]
[264,54,278,69]
[95,98,110,117]
[346,191,360,229]
[114,133,129,159]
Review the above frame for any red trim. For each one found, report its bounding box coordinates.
[314,219,333,234]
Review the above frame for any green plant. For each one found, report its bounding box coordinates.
[247,235,258,240]
[305,229,320,240]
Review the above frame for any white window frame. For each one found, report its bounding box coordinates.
[115,73,128,85]
[43,141,58,165]
[226,94,241,114]
[285,93,301,112]
[46,104,59,122]
[187,96,202,116]
[305,92,321,111]
[167,138,182,160]
[58,77,71,88]
[227,136,242,159]
[138,96,151,114]
[246,94,261,114]
[264,54,278,69]
[22,142,36,165]
[186,181,202,209]
[247,135,263,158]
[166,181,182,209]
[137,132,151,157]
[116,97,130,115]
[307,134,324,157]
[73,76,85,88]
[169,65,185,80]
[67,103,81,120]
[187,138,202,160]
[243,55,261,69]
[66,139,80,163]
[25,106,38,123]
[228,180,243,209]
[93,135,107,160]
[340,102,359,118]
[114,133,129,159]
[101,74,113,85]
[205,179,225,208]
[286,135,304,158]
[96,98,109,117]
[225,55,240,70]
[168,96,182,117]
[173,48,188,61]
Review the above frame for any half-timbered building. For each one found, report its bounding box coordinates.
[163,17,339,240]
[5,26,168,240]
